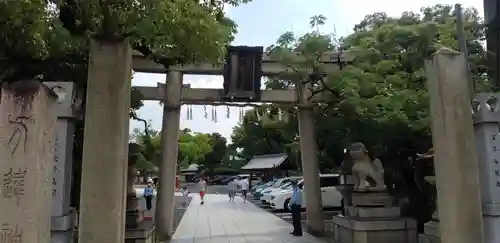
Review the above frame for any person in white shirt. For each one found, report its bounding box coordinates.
[239,178,249,203]
[180,187,190,209]
[198,178,207,205]
[227,179,239,202]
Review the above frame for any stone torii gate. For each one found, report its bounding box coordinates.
[132,47,351,241]
[77,41,349,243]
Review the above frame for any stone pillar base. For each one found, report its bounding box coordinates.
[127,194,139,209]
[418,234,441,243]
[332,192,417,243]
[418,220,441,243]
[126,194,143,229]
[51,213,76,243]
[126,209,145,229]
[125,220,155,243]
[332,215,417,243]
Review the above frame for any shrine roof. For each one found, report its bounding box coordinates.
[241,153,288,170]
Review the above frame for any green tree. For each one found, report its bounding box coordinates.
[230,4,490,169]
[136,127,213,167]
[178,129,213,165]
[128,142,155,176]
[204,133,228,172]
[53,0,252,67]
[309,14,327,33]
[230,107,296,160]
[0,1,88,83]
[133,149,156,173]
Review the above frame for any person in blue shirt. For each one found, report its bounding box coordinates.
[143,182,154,211]
[288,180,303,236]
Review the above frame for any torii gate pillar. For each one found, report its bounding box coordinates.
[79,40,131,243]
[155,71,182,242]
[297,82,324,235]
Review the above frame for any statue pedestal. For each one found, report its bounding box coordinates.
[126,194,144,229]
[337,174,355,208]
[125,194,155,243]
[126,209,144,229]
[125,220,155,243]
[332,191,417,243]
[418,220,441,243]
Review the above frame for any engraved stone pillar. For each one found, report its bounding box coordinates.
[155,71,182,241]
[472,93,500,243]
[426,48,483,243]
[79,40,132,243]
[0,81,57,243]
[45,82,77,243]
[297,81,324,235]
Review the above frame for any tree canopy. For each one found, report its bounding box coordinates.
[0,0,251,95]
[131,127,228,172]
[203,133,228,171]
[230,4,491,170]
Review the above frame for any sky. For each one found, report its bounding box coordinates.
[130,0,484,142]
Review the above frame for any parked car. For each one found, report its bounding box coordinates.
[260,177,303,204]
[254,178,284,197]
[221,176,238,184]
[225,174,263,187]
[208,175,232,185]
[255,177,301,198]
[251,180,277,195]
[270,174,342,211]
[221,174,248,184]
[237,174,250,180]
[249,177,263,186]
[260,182,296,204]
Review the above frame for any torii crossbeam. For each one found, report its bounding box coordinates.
[132,50,352,104]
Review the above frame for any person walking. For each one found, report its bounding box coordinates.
[227,178,239,202]
[198,177,207,205]
[240,178,249,203]
[180,186,190,209]
[152,177,158,188]
[143,182,154,211]
[288,181,303,236]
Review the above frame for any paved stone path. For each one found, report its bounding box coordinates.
[171,194,327,243]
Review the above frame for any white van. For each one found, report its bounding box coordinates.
[269,174,342,211]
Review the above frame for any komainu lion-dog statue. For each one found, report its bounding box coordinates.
[349,142,386,191]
